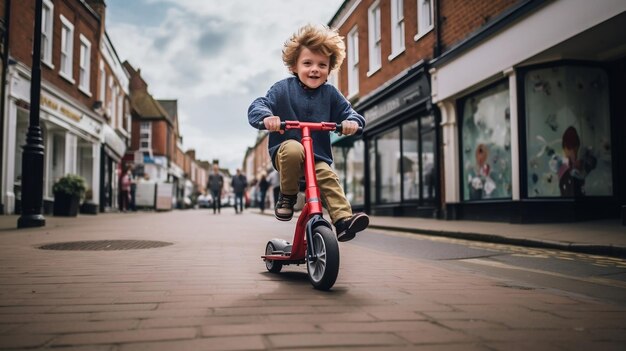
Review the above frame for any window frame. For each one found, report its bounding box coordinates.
[139,121,152,150]
[41,0,54,68]
[367,1,382,76]
[415,0,434,42]
[389,0,406,61]
[347,26,359,98]
[59,15,75,83]
[78,34,92,96]
[99,60,106,103]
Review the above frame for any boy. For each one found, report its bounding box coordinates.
[248,24,369,242]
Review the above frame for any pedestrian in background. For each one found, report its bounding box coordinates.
[268,169,280,207]
[207,164,224,214]
[257,173,269,213]
[231,169,248,214]
[129,166,137,211]
[119,166,132,212]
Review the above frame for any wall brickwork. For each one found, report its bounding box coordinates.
[10,0,100,109]
[334,0,521,101]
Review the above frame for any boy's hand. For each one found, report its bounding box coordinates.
[263,116,283,134]
[341,120,359,136]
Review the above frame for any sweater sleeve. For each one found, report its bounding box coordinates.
[248,82,281,128]
[330,85,365,128]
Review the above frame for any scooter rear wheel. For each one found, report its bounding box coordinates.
[306,226,339,290]
[265,242,283,273]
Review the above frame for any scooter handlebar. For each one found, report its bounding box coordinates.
[257,120,363,135]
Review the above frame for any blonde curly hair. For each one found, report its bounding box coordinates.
[282,24,346,73]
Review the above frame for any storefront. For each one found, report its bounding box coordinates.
[431,1,625,222]
[335,62,439,217]
[100,124,126,212]
[3,64,102,214]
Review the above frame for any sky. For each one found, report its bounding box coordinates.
[105,0,345,173]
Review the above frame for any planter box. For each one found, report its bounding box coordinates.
[53,193,80,217]
[80,202,98,215]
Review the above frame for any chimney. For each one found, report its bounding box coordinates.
[123,61,148,93]
[185,149,196,160]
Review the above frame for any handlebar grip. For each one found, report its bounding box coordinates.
[257,120,286,131]
[336,124,364,136]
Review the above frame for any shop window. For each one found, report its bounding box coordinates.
[77,140,93,193]
[402,120,419,200]
[460,81,512,201]
[524,65,612,198]
[347,140,365,204]
[334,140,365,205]
[379,128,401,203]
[421,125,436,201]
[369,140,377,203]
[14,109,29,194]
[48,133,66,196]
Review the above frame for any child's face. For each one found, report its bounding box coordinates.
[292,47,330,89]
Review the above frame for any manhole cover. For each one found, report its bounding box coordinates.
[38,240,173,251]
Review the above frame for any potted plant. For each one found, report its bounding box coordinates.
[53,174,86,217]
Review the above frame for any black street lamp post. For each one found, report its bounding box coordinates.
[18,0,46,228]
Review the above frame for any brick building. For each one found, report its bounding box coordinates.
[1,0,129,214]
[123,63,208,209]
[329,0,626,223]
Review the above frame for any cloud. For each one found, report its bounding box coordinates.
[106,0,343,171]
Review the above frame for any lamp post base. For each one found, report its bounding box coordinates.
[17,214,46,228]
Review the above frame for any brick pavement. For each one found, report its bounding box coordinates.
[0,211,625,350]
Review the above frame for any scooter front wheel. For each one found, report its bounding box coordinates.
[306,226,339,290]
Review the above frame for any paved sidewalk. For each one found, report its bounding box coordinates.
[251,209,626,258]
[0,211,625,350]
[368,216,626,258]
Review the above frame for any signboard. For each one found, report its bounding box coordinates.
[363,74,430,126]
[135,182,156,207]
[40,92,102,138]
[155,183,173,211]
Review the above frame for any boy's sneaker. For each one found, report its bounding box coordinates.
[275,193,298,221]
[334,213,369,242]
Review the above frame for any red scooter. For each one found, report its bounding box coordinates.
[259,120,360,290]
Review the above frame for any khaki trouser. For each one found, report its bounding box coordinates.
[275,140,352,224]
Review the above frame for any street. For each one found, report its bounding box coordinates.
[0,210,625,350]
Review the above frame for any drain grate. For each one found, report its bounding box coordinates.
[38,240,173,251]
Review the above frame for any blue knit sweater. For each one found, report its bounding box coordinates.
[248,76,365,166]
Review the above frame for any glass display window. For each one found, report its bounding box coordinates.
[378,128,402,203]
[347,140,365,204]
[524,65,612,198]
[460,81,512,201]
[402,120,419,200]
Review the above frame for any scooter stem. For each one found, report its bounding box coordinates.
[300,126,323,216]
